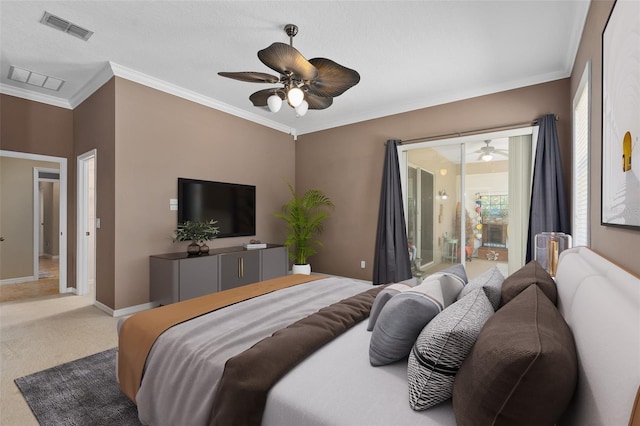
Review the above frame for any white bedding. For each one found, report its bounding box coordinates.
[264,319,456,426]
[135,276,372,426]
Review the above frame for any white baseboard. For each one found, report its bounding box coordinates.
[0,276,37,285]
[94,300,159,317]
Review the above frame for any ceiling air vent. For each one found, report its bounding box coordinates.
[40,11,93,41]
[8,66,65,91]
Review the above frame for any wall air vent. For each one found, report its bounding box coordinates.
[8,66,65,91]
[40,11,93,41]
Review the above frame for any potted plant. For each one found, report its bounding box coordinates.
[275,182,334,274]
[173,219,220,255]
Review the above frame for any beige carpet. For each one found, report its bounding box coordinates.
[0,293,120,425]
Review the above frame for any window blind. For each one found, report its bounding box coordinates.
[572,64,590,247]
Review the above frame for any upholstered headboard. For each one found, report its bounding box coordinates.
[555,247,640,426]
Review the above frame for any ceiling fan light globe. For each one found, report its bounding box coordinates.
[287,87,304,107]
[267,94,282,112]
[295,100,309,116]
[482,153,493,162]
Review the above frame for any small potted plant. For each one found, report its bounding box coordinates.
[275,182,334,274]
[173,219,220,255]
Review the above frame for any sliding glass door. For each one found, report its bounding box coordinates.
[407,166,434,273]
[399,128,535,280]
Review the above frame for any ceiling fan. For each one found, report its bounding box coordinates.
[477,140,508,162]
[218,24,360,117]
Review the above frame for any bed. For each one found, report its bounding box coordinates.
[118,247,640,426]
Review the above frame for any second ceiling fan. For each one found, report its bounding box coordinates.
[218,24,360,116]
[477,140,508,161]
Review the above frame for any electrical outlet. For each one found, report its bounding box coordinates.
[360,260,366,269]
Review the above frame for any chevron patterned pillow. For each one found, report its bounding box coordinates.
[408,288,494,410]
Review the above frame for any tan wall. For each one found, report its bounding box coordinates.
[111,78,294,309]
[0,157,59,279]
[1,94,75,283]
[296,79,571,280]
[74,79,116,307]
[570,0,639,276]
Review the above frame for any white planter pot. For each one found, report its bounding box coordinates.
[292,264,311,275]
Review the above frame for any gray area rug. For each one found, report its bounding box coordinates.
[14,348,141,425]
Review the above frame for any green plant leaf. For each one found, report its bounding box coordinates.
[274,182,334,265]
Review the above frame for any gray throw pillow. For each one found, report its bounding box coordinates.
[457,266,504,310]
[367,282,413,331]
[408,288,494,410]
[439,263,468,285]
[369,274,465,366]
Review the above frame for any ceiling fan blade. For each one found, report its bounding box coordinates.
[218,72,280,84]
[258,42,318,81]
[249,88,283,107]
[306,58,360,97]
[305,92,333,110]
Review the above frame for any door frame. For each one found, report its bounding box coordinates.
[76,149,97,297]
[0,150,68,291]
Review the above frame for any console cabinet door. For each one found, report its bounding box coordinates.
[150,257,179,306]
[219,250,260,291]
[261,246,289,280]
[179,255,218,301]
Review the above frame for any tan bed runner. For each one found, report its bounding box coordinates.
[117,274,324,402]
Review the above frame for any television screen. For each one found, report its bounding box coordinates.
[178,178,256,238]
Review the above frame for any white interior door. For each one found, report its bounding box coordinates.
[77,150,97,297]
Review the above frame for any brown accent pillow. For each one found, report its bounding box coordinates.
[453,285,577,426]
[500,260,556,306]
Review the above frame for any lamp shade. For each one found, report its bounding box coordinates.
[267,94,282,112]
[295,100,309,116]
[481,153,493,162]
[287,87,304,107]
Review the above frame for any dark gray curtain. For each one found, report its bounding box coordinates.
[526,114,570,262]
[373,140,412,285]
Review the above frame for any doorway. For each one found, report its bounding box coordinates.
[0,150,68,297]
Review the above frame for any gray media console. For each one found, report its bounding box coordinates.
[150,244,288,305]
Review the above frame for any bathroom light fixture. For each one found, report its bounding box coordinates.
[439,190,449,200]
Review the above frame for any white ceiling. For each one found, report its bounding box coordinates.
[0,1,590,136]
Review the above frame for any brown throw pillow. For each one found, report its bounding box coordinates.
[500,260,556,306]
[453,285,577,426]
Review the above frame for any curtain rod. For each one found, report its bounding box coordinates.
[398,114,558,145]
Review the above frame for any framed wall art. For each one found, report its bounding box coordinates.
[601,0,640,229]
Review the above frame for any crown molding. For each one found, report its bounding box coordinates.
[68,63,115,109]
[0,83,72,109]
[109,62,296,135]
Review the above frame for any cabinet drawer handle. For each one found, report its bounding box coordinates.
[238,257,245,278]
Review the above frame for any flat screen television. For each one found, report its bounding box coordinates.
[178,178,256,238]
